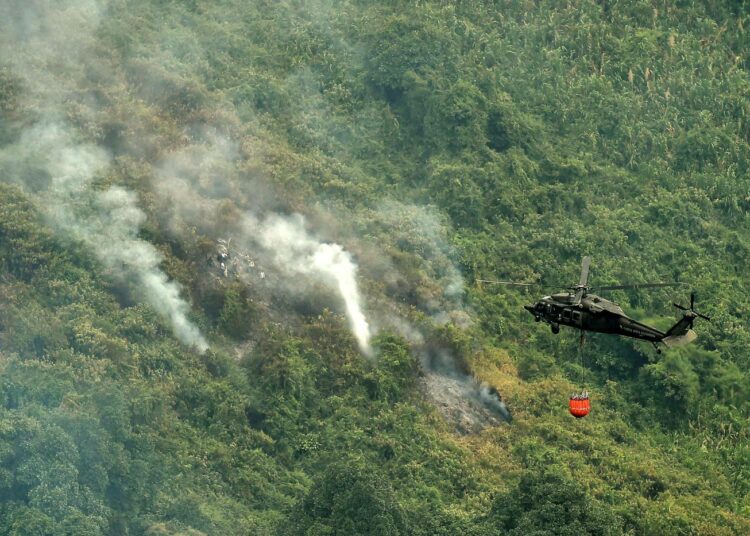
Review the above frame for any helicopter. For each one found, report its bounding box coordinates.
[485,256,710,353]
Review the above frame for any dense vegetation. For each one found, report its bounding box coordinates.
[0,0,749,534]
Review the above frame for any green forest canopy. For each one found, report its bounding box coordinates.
[0,0,749,534]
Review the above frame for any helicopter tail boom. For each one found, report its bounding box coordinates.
[664,313,697,338]
[662,329,698,347]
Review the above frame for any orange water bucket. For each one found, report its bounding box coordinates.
[569,394,590,418]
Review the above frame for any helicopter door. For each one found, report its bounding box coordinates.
[562,309,572,323]
[572,310,582,326]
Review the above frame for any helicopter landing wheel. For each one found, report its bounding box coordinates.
[551,324,560,334]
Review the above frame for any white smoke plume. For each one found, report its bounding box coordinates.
[152,134,374,356]
[0,124,209,352]
[93,187,209,353]
[253,213,372,356]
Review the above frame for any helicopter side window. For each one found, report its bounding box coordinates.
[572,310,581,324]
[562,309,571,321]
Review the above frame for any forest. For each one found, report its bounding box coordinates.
[0,0,748,534]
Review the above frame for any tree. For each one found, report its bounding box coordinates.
[284,461,407,536]
[484,467,622,536]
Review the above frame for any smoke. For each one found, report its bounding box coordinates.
[93,187,209,352]
[0,124,209,352]
[418,345,512,431]
[378,202,464,293]
[254,214,372,355]
[0,1,209,353]
[357,203,509,428]
[420,365,512,434]
[478,383,512,422]
[415,335,511,429]
[151,133,374,355]
[371,202,469,326]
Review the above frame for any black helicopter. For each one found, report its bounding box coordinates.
[492,257,710,352]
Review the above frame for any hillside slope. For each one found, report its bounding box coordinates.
[0,1,748,534]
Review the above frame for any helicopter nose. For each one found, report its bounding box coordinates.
[524,304,535,315]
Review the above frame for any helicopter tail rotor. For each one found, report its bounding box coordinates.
[663,292,710,347]
[673,292,711,321]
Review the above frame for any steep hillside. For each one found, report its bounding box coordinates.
[0,1,748,534]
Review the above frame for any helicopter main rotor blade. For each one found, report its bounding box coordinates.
[578,256,591,287]
[596,282,686,291]
[570,256,592,305]
[475,279,536,286]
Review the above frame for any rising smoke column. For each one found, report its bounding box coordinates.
[255,213,372,356]
[0,124,209,352]
[92,187,209,353]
